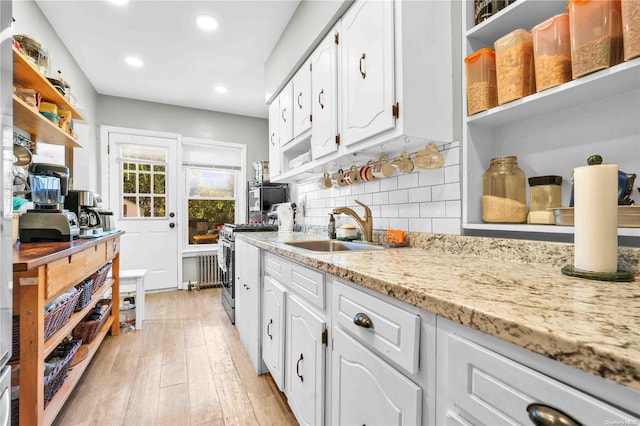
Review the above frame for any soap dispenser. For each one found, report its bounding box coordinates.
[328,213,336,239]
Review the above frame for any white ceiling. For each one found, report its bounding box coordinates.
[35,0,300,119]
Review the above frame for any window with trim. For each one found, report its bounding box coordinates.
[183,141,244,246]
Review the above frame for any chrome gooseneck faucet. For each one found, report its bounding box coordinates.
[332,200,373,242]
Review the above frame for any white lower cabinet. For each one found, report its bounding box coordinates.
[286,294,327,426]
[436,319,640,426]
[262,275,286,391]
[331,326,422,426]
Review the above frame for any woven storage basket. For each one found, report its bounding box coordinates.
[72,299,112,345]
[91,263,112,295]
[11,394,18,426]
[74,278,94,312]
[10,316,19,363]
[44,339,81,407]
[44,289,82,341]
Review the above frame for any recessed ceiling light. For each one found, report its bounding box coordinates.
[197,15,219,31]
[108,0,129,5]
[124,56,144,68]
[215,86,228,93]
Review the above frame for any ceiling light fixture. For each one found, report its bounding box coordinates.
[215,86,228,93]
[197,15,219,31]
[124,56,144,68]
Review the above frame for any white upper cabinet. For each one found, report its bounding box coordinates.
[340,0,395,147]
[279,82,294,146]
[310,26,339,160]
[293,60,312,139]
[268,99,281,177]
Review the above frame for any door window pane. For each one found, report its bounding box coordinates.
[154,174,166,194]
[154,197,166,217]
[119,144,169,219]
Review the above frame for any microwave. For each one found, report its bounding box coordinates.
[248,184,287,215]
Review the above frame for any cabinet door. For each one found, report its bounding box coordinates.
[310,28,339,160]
[279,82,294,146]
[235,240,262,374]
[332,327,422,426]
[262,275,286,391]
[293,60,312,138]
[340,0,395,147]
[286,295,326,426]
[268,99,281,177]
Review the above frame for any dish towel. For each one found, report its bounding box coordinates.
[217,243,227,273]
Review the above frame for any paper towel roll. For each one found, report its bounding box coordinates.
[574,164,618,273]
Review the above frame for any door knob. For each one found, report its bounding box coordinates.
[169,222,175,228]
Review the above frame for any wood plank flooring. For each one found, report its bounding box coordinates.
[55,289,298,426]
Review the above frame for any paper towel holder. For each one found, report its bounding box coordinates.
[561,265,633,282]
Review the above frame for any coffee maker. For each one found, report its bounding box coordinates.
[65,189,102,236]
[19,163,79,242]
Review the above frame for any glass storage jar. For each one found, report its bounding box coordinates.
[528,175,563,212]
[482,156,527,223]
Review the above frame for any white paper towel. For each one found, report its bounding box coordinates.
[574,163,618,273]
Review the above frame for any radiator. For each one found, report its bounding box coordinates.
[195,253,221,288]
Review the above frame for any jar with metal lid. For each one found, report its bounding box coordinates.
[482,156,527,223]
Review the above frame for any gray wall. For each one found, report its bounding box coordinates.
[97,94,269,175]
[264,0,352,103]
[13,0,100,191]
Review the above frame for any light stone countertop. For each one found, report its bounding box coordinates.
[236,231,640,392]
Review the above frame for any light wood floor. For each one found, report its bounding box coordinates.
[55,288,298,426]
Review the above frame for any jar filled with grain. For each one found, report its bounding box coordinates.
[465,48,498,115]
[482,156,527,223]
[532,14,572,92]
[567,0,623,79]
[494,29,536,105]
[621,0,640,61]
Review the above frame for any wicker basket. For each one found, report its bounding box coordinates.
[44,289,82,341]
[72,299,112,345]
[91,263,112,295]
[11,394,18,426]
[44,339,81,407]
[74,278,94,312]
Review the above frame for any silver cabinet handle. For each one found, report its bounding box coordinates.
[281,107,287,122]
[318,89,324,109]
[527,404,581,426]
[267,319,273,340]
[353,312,373,328]
[297,92,303,109]
[359,53,366,79]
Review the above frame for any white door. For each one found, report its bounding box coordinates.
[262,275,286,391]
[104,127,180,292]
[293,60,312,138]
[331,327,422,426]
[286,295,326,426]
[341,0,395,147]
[310,27,339,160]
[268,100,281,177]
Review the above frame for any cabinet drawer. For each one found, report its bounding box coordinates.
[45,251,87,299]
[264,252,325,310]
[85,242,106,275]
[106,236,120,260]
[332,279,420,375]
[446,334,638,425]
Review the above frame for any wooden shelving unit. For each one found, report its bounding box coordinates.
[13,96,82,149]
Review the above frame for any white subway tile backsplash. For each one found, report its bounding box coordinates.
[408,187,431,203]
[372,191,389,205]
[399,203,420,217]
[445,165,460,183]
[420,201,446,217]
[409,218,432,233]
[389,218,409,230]
[351,183,366,195]
[433,218,461,235]
[389,189,408,204]
[381,204,399,218]
[397,173,419,189]
[444,146,460,166]
[364,180,380,193]
[446,200,462,218]
[419,169,445,186]
[432,182,460,201]
[379,177,398,191]
[375,218,390,230]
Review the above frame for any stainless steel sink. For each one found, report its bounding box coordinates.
[284,240,384,252]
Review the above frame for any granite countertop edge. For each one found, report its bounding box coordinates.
[236,231,640,392]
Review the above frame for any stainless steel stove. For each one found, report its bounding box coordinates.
[219,223,278,323]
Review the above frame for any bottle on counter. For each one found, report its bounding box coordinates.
[482,156,527,223]
[328,213,336,239]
